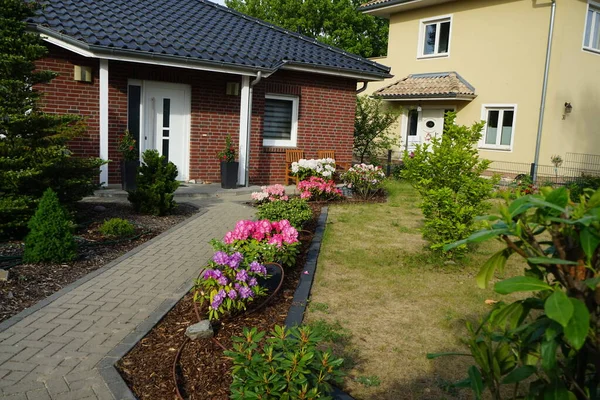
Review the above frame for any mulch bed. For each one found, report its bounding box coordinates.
[117,205,321,400]
[0,201,197,324]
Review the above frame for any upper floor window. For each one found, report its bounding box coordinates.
[262,94,299,147]
[418,15,452,59]
[583,1,600,53]
[479,105,517,151]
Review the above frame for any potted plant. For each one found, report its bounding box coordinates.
[117,130,139,191]
[217,135,238,189]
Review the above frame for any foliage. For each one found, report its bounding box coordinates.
[22,189,77,263]
[435,187,600,400]
[257,198,313,229]
[224,0,388,58]
[193,251,268,320]
[212,219,300,268]
[99,218,135,238]
[567,174,600,202]
[127,150,180,215]
[117,130,138,161]
[297,177,344,201]
[225,325,344,399]
[390,162,405,180]
[402,113,495,255]
[291,158,336,181]
[512,174,538,196]
[341,163,386,199]
[0,0,104,239]
[353,97,399,163]
[217,134,236,162]
[251,184,289,204]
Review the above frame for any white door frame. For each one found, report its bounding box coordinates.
[138,80,192,182]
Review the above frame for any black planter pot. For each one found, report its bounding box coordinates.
[220,161,239,189]
[121,160,139,191]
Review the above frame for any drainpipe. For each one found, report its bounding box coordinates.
[532,0,556,182]
[356,81,368,94]
[244,71,262,187]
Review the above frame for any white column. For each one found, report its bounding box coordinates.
[238,76,251,185]
[99,59,109,186]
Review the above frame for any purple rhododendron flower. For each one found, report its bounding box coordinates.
[234,283,241,290]
[213,251,230,266]
[228,289,237,299]
[203,269,215,279]
[211,290,226,309]
[228,252,244,269]
[248,277,257,287]
[217,276,228,286]
[239,286,253,299]
[236,269,248,282]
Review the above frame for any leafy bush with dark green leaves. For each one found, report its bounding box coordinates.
[128,150,180,216]
[431,186,600,400]
[0,0,104,239]
[256,198,313,229]
[402,113,496,255]
[22,189,77,263]
[99,218,135,238]
[567,173,600,201]
[225,325,344,400]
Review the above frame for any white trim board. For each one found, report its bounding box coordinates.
[99,59,109,186]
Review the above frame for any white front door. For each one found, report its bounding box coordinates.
[142,82,191,181]
[418,109,445,146]
[405,109,420,152]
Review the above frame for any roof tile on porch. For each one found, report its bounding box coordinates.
[373,72,477,100]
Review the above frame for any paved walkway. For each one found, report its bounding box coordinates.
[0,197,255,399]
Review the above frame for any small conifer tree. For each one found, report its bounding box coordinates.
[23,188,77,263]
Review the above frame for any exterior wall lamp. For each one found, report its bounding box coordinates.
[563,102,572,119]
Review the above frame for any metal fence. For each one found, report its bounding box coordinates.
[487,152,600,186]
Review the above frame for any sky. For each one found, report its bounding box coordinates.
[208,0,226,5]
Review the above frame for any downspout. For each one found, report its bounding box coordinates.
[244,71,262,187]
[356,81,368,94]
[532,0,556,182]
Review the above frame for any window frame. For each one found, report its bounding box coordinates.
[417,14,453,59]
[479,104,517,152]
[262,93,299,148]
[583,0,600,54]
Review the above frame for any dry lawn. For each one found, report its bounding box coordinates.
[305,181,523,400]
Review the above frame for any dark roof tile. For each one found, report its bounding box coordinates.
[30,0,390,79]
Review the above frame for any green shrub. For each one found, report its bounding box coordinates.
[22,188,77,263]
[127,150,180,216]
[436,186,600,400]
[566,173,600,201]
[225,325,344,399]
[256,198,313,229]
[402,113,496,256]
[0,0,104,239]
[99,218,135,238]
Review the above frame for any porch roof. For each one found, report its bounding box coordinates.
[373,72,477,100]
[29,0,391,81]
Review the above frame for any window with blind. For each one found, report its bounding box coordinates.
[263,94,299,147]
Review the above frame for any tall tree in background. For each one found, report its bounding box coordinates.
[225,0,388,58]
[0,0,104,238]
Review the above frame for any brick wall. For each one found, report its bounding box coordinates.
[38,45,357,185]
[35,46,100,161]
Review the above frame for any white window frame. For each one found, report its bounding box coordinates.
[583,0,600,55]
[479,104,517,152]
[417,14,453,59]
[262,94,299,147]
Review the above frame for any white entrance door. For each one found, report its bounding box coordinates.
[405,109,420,152]
[418,109,445,146]
[142,82,191,181]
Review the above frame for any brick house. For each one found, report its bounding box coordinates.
[29,0,391,186]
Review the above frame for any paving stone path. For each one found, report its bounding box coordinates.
[0,198,254,399]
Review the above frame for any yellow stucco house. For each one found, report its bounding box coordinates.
[360,0,600,179]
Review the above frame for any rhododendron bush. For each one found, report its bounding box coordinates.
[250,184,288,204]
[342,163,386,199]
[212,219,300,268]
[297,177,344,201]
[291,158,336,181]
[194,250,268,320]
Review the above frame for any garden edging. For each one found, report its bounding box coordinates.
[99,205,355,400]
